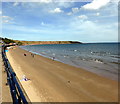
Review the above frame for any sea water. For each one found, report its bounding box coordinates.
[20,43,119,81]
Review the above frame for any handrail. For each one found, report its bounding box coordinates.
[2,45,28,104]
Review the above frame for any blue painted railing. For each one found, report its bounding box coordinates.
[2,45,28,104]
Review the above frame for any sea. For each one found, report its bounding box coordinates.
[20,43,119,81]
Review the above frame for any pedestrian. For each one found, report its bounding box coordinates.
[24,53,26,56]
[31,53,34,58]
[52,53,55,61]
[53,56,55,61]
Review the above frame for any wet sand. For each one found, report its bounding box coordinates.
[6,46,118,102]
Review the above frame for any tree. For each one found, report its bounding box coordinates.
[2,38,15,44]
[17,41,23,46]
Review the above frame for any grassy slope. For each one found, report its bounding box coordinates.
[14,40,82,45]
[1,37,82,45]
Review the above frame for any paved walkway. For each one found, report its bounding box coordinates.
[0,45,12,102]
[0,46,2,104]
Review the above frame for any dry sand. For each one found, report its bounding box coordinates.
[6,46,118,102]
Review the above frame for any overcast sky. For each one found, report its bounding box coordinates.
[1,0,118,42]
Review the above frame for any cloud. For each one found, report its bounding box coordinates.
[2,1,118,42]
[55,2,74,8]
[0,11,2,15]
[13,2,19,6]
[82,0,110,10]
[50,8,63,13]
[67,12,72,15]
[41,22,46,26]
[66,7,79,16]
[2,16,13,20]
[96,12,100,16]
[3,20,9,23]
[78,15,88,20]
[40,0,52,3]
[69,19,118,42]
[72,7,79,13]
[2,16,13,23]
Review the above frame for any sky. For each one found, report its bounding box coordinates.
[0,0,119,43]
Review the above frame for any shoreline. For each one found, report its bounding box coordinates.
[20,45,118,81]
[6,46,118,102]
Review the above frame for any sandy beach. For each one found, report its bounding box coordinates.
[6,46,118,102]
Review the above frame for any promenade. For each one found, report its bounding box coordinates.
[0,45,12,102]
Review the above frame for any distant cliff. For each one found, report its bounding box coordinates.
[15,40,82,45]
[1,38,82,45]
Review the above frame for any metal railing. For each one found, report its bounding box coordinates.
[2,45,28,104]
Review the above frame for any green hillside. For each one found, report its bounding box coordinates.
[1,38,82,45]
